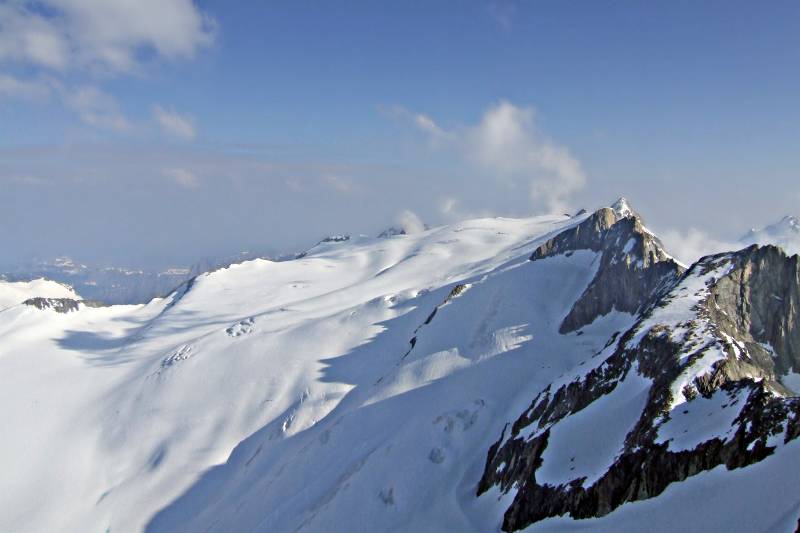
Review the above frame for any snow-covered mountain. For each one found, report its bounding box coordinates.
[0,278,79,311]
[0,251,274,305]
[740,215,800,256]
[1,198,799,533]
[0,257,194,305]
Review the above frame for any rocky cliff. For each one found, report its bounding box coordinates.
[531,199,683,333]
[479,227,800,531]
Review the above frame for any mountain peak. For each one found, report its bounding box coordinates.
[530,204,682,333]
[739,214,800,256]
[610,196,639,220]
[377,227,407,238]
[779,215,799,230]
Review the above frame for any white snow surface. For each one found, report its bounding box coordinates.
[1,211,798,533]
[536,365,651,487]
[0,213,601,533]
[627,255,735,409]
[740,215,800,256]
[655,388,746,452]
[782,371,800,395]
[0,278,78,310]
[526,438,800,533]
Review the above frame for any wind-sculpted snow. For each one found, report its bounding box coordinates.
[2,201,800,533]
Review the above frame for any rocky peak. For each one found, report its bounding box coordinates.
[531,201,683,333]
[377,227,407,238]
[610,196,639,220]
[23,297,104,313]
[478,241,800,531]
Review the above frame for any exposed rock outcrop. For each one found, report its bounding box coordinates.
[531,199,683,333]
[479,241,800,531]
[377,227,407,238]
[706,245,800,383]
[23,297,104,313]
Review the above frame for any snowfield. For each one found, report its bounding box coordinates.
[1,208,799,533]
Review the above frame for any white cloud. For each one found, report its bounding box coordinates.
[380,105,448,143]
[321,174,355,193]
[153,105,196,140]
[0,0,215,74]
[413,112,446,139]
[61,85,130,131]
[0,74,50,99]
[437,196,495,222]
[0,5,69,70]
[396,210,426,234]
[440,197,458,217]
[659,228,739,266]
[0,1,213,133]
[163,167,199,188]
[399,100,587,214]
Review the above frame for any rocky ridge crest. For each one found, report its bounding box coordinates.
[478,211,800,531]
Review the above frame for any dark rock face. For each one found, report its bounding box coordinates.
[22,297,104,313]
[530,206,683,333]
[480,381,799,531]
[479,242,800,531]
[320,235,350,243]
[706,245,800,382]
[296,235,352,259]
[377,227,407,238]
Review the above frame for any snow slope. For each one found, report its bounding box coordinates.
[1,205,799,533]
[0,278,78,310]
[0,213,598,532]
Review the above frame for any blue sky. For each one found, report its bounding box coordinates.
[1,1,799,268]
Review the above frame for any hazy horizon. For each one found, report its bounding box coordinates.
[3,1,799,269]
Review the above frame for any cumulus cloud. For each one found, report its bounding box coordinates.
[396,210,426,234]
[153,105,196,140]
[163,167,199,188]
[0,0,215,74]
[658,228,739,266]
[397,100,587,214]
[0,1,214,133]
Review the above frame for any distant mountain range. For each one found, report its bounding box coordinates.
[0,228,431,305]
[740,215,800,256]
[0,252,265,305]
